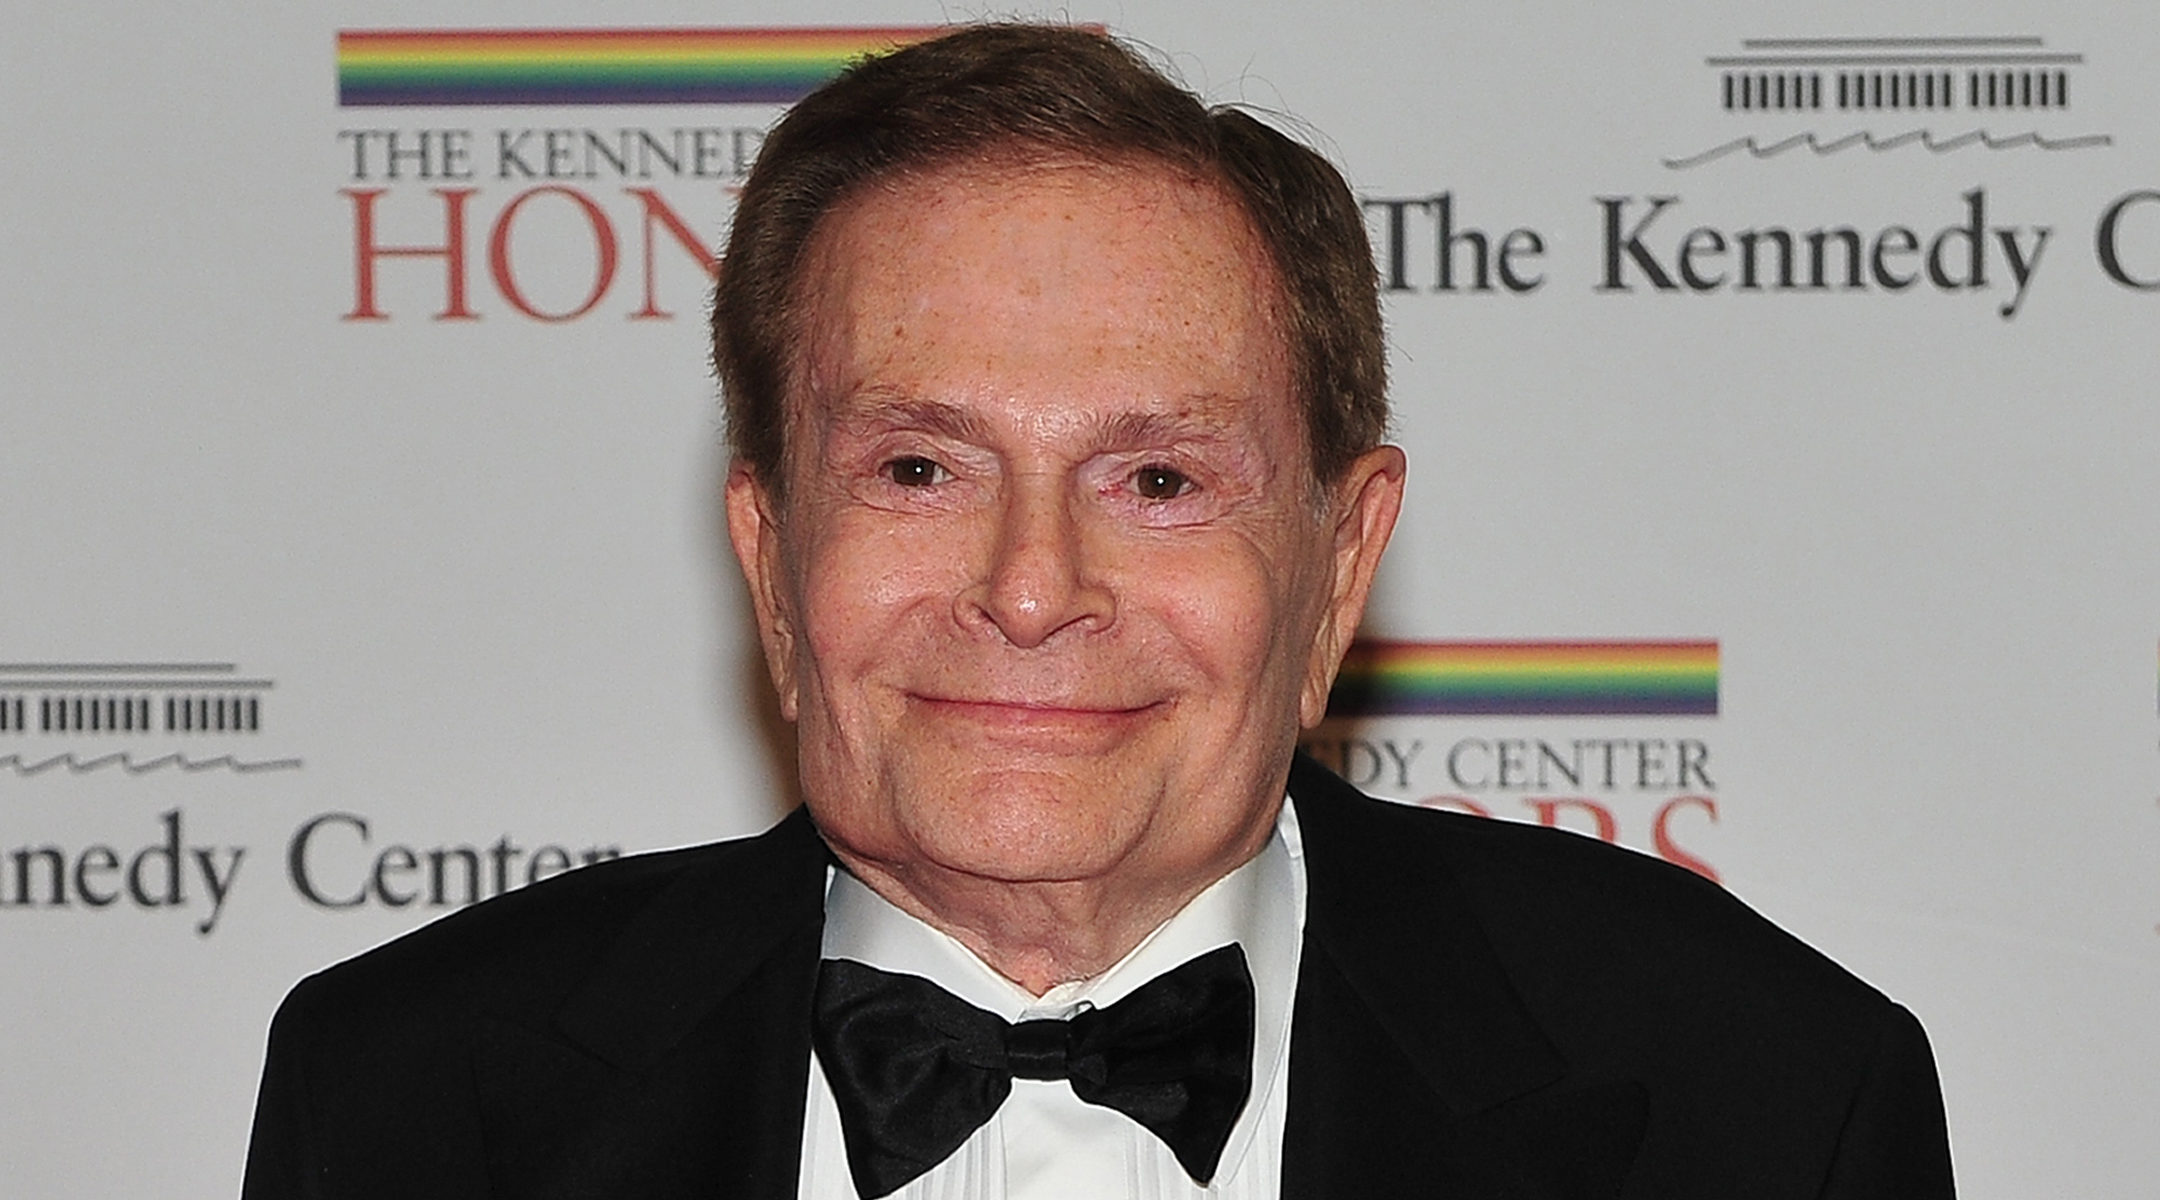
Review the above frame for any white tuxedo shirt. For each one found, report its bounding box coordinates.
[798,800,1307,1200]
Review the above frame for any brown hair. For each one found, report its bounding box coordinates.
[712,23,1386,492]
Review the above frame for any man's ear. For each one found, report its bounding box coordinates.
[724,464,801,722]
[1299,445,1407,729]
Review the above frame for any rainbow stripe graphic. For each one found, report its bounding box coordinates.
[1327,640,1720,717]
[337,28,946,107]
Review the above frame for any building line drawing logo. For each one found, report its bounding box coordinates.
[0,662,301,775]
[1667,35,2111,168]
[0,753,302,777]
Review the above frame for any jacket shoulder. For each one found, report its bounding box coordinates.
[1285,755,1953,1199]
[1291,753,1901,1025]
[272,816,800,1042]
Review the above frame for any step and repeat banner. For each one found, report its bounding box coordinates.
[3,1,2155,1196]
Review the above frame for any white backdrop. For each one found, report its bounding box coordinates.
[2,3,2155,1197]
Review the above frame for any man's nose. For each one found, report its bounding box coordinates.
[957,475,1114,648]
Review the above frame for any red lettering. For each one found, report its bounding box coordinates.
[1653,794,1720,882]
[343,187,478,321]
[487,186,620,323]
[624,187,718,320]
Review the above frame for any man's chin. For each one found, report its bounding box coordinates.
[886,769,1149,882]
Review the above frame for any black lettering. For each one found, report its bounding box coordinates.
[1635,739,1672,789]
[1590,739,1626,789]
[1362,197,1426,292]
[582,129,629,178]
[489,835,525,896]
[636,128,683,177]
[1677,739,1715,790]
[496,129,539,179]
[1536,742,1583,789]
[1807,229,1866,290]
[1494,739,1529,789]
[692,127,728,177]
[1995,225,2050,319]
[289,812,368,909]
[1379,739,1424,791]
[1677,228,1727,290]
[440,129,473,179]
[373,844,420,907]
[542,129,576,178]
[1926,188,1987,291]
[1871,227,1920,290]
[1495,228,1546,292]
[11,846,65,906]
[193,846,242,936]
[429,847,483,907]
[1598,196,1680,291]
[382,130,433,181]
[74,845,121,906]
[1433,193,1490,291]
[2097,190,2160,290]
[1446,738,1490,789]
[338,129,388,181]
[126,809,184,909]
[1735,228,1796,290]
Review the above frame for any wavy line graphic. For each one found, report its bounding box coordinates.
[1664,128,2113,169]
[1,752,304,777]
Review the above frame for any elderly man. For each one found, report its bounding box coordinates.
[244,24,1954,1200]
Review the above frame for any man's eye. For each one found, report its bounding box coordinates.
[1132,464,1191,500]
[883,456,948,487]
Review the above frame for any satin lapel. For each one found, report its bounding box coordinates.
[1281,755,1646,1200]
[471,808,830,1200]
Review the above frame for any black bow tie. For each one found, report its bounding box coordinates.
[811,943,1256,1199]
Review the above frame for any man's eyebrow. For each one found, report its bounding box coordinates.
[1096,406,1244,451]
[827,394,996,444]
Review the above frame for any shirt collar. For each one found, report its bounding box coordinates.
[821,796,1307,1180]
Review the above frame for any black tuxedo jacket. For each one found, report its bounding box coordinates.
[243,757,1953,1199]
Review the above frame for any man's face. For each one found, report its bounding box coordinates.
[728,157,1400,907]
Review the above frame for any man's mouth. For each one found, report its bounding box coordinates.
[905,694,1162,744]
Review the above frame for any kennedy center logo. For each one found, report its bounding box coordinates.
[1305,641,1723,880]
[332,27,941,322]
[1360,30,2160,319]
[1667,34,2109,168]
[0,661,298,776]
[0,661,302,936]
[0,658,631,933]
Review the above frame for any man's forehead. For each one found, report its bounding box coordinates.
[801,165,1282,345]
[843,150,1233,222]
[802,154,1277,300]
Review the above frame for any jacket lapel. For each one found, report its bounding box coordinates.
[471,808,831,1200]
[1282,755,1647,1200]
